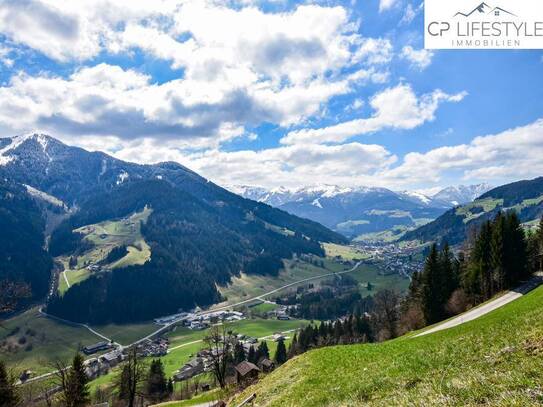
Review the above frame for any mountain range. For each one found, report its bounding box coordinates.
[229,183,492,240]
[0,134,345,323]
[404,177,543,245]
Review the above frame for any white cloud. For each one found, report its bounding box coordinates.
[281,84,467,145]
[0,1,394,147]
[379,0,400,13]
[108,140,397,188]
[382,119,543,185]
[400,3,423,25]
[401,46,434,70]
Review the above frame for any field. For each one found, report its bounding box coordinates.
[322,243,369,260]
[216,256,349,308]
[58,207,152,294]
[348,263,410,294]
[0,308,103,375]
[90,322,158,345]
[232,285,543,406]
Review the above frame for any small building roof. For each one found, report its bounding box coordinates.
[259,358,274,368]
[235,361,260,376]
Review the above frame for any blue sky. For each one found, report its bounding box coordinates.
[0,0,542,192]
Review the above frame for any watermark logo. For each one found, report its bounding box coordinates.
[425,0,543,49]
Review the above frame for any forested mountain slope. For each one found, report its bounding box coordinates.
[0,134,346,322]
[403,177,543,245]
[0,179,53,306]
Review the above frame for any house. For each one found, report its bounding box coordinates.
[276,315,290,320]
[258,358,275,373]
[100,350,123,367]
[173,358,205,381]
[272,333,286,342]
[234,361,260,385]
[83,341,111,355]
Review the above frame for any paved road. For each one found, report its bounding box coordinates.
[130,261,362,347]
[24,261,362,385]
[415,272,543,338]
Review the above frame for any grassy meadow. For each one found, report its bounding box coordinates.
[232,285,543,406]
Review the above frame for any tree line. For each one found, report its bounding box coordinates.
[402,212,542,330]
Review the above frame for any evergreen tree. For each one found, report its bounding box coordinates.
[0,360,19,407]
[274,338,288,365]
[490,212,506,292]
[287,334,298,358]
[67,353,90,407]
[256,341,270,361]
[146,359,168,401]
[234,342,246,364]
[421,244,442,324]
[439,243,458,306]
[538,217,543,271]
[167,378,174,395]
[247,346,257,364]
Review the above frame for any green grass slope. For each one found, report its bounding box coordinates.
[232,286,543,406]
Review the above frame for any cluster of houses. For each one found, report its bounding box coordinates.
[135,337,169,357]
[355,241,424,278]
[173,332,283,383]
[154,310,245,330]
[83,349,124,379]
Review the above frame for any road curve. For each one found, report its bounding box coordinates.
[415,272,543,338]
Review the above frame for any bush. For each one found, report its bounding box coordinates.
[446,289,471,316]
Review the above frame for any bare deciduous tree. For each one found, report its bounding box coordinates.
[203,325,235,388]
[372,289,401,341]
[117,347,146,407]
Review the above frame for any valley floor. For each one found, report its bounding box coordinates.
[232,285,543,406]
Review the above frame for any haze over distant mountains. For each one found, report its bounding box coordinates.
[228,183,492,239]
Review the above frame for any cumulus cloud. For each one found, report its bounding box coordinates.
[281,84,467,145]
[109,140,398,188]
[382,119,543,185]
[0,1,394,147]
[0,63,359,146]
[401,46,434,70]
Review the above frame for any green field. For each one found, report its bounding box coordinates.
[90,322,158,346]
[216,256,349,308]
[348,263,410,294]
[232,285,543,406]
[0,308,103,375]
[322,243,369,260]
[58,207,152,294]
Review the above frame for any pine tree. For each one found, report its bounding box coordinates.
[146,359,168,401]
[538,217,543,271]
[63,353,90,407]
[256,341,269,361]
[421,244,441,324]
[234,341,246,364]
[287,334,298,358]
[247,346,257,364]
[490,212,506,292]
[274,338,288,365]
[0,360,19,407]
[167,378,174,395]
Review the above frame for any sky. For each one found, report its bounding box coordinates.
[0,0,542,192]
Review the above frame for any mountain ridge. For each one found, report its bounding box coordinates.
[0,133,346,322]
[228,183,492,239]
